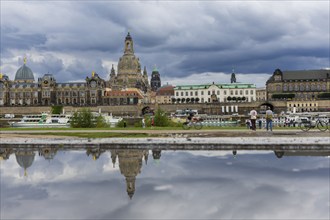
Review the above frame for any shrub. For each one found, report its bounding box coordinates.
[51,105,63,114]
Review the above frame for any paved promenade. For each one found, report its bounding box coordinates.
[1,129,329,150]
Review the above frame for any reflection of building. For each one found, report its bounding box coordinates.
[39,147,58,160]
[274,150,330,158]
[111,149,149,199]
[0,33,154,107]
[0,148,14,160]
[152,149,161,160]
[266,69,330,102]
[15,150,35,176]
[86,147,106,160]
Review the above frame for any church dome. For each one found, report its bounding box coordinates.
[15,64,35,82]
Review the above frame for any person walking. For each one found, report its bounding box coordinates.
[249,109,257,131]
[142,118,145,128]
[265,107,274,131]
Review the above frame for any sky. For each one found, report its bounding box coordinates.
[1,1,329,87]
[1,149,329,219]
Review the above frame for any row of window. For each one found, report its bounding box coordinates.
[175,90,254,97]
[288,103,317,107]
[270,83,327,92]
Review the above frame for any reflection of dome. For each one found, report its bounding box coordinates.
[15,151,35,174]
[15,64,35,82]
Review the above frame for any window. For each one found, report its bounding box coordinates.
[250,90,254,95]
[245,90,248,95]
[181,92,183,96]
[190,91,193,96]
[185,91,188,96]
[201,91,204,95]
[230,90,233,95]
[176,92,179,96]
[283,84,288,91]
[224,91,227,95]
[195,91,198,96]
[217,91,220,95]
[235,90,238,95]
[239,90,243,95]
[300,84,305,91]
[208,91,210,95]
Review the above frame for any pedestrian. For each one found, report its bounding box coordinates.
[123,120,127,128]
[258,119,262,129]
[249,109,257,131]
[265,107,274,131]
[142,118,145,128]
[245,119,251,129]
[151,117,154,128]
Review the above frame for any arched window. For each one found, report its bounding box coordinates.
[283,84,288,91]
[289,84,293,91]
[300,84,305,91]
[305,84,310,91]
[294,84,299,91]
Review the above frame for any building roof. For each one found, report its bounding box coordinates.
[174,83,256,90]
[282,69,330,80]
[15,64,35,81]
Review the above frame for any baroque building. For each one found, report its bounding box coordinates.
[174,82,256,103]
[266,69,330,100]
[0,33,157,107]
[108,32,150,93]
[266,69,330,112]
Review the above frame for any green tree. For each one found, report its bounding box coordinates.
[154,108,170,127]
[70,108,107,128]
[51,105,63,114]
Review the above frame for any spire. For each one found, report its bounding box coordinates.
[143,66,147,76]
[231,68,236,83]
[110,64,116,77]
[23,57,27,65]
[124,32,134,54]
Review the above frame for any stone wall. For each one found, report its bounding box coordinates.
[2,100,328,116]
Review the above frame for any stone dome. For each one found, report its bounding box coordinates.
[15,64,35,82]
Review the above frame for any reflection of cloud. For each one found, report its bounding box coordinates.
[1,150,329,219]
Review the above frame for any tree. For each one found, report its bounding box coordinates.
[195,97,200,103]
[191,97,195,103]
[70,108,107,128]
[171,98,176,103]
[181,98,186,103]
[51,105,63,114]
[237,97,241,102]
[232,97,237,102]
[186,98,190,103]
[242,96,246,101]
[176,98,181,103]
[154,108,170,127]
[227,96,232,102]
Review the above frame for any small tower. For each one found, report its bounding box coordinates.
[231,68,236,83]
[150,65,161,92]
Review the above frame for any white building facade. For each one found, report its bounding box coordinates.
[173,83,256,103]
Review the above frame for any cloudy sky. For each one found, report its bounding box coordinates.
[1,149,329,219]
[1,1,329,87]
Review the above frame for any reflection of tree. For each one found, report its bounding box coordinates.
[111,149,149,199]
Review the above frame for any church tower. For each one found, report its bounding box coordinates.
[230,68,236,83]
[150,66,161,92]
[111,32,150,92]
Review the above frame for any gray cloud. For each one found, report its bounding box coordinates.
[1,1,329,85]
[1,150,329,219]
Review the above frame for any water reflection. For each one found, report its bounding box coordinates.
[1,146,329,219]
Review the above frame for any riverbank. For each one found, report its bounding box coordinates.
[1,129,329,150]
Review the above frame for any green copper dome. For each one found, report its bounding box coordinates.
[15,64,35,81]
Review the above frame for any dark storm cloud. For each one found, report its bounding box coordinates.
[0,1,329,84]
